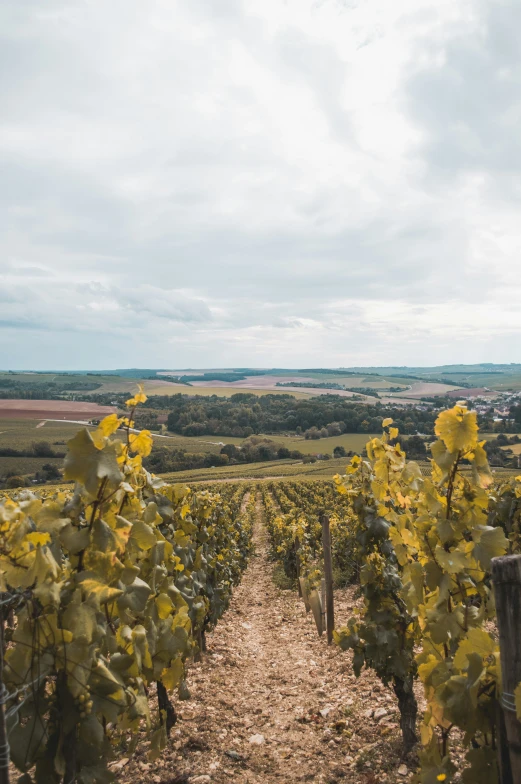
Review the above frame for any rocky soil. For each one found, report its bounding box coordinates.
[119,499,417,784]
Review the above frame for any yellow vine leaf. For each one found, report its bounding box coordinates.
[98,413,122,437]
[453,628,496,670]
[156,593,174,620]
[126,384,148,407]
[161,657,184,692]
[434,405,478,453]
[80,579,123,608]
[396,491,411,508]
[129,430,153,458]
[26,532,51,547]
[471,525,508,569]
[130,519,157,550]
[64,429,123,496]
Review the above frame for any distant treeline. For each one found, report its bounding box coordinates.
[143,436,307,474]
[154,393,441,438]
[0,379,101,398]
[441,371,505,376]
[346,387,380,398]
[173,372,247,383]
[508,405,521,428]
[298,368,379,376]
[144,432,432,475]
[167,370,269,383]
[484,434,521,467]
[0,440,65,459]
[276,381,348,390]
[275,381,406,397]
[298,368,465,386]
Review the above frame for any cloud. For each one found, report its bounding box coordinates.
[405,0,521,180]
[117,285,213,323]
[0,274,214,338]
[0,0,519,369]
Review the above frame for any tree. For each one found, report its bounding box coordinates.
[221,444,239,459]
[31,440,54,457]
[326,421,343,436]
[42,463,61,480]
[6,475,26,488]
[401,435,427,459]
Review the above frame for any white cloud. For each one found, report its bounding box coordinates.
[0,0,519,368]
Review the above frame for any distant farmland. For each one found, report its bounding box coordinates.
[0,399,117,420]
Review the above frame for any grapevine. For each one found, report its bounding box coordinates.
[333,420,421,754]
[2,398,520,783]
[335,405,510,782]
[0,390,253,782]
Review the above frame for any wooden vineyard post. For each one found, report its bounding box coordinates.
[308,589,323,636]
[0,604,9,784]
[320,512,335,644]
[299,577,311,612]
[295,536,302,598]
[491,554,521,784]
[320,578,326,635]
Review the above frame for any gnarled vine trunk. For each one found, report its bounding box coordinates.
[157,681,177,735]
[393,675,418,756]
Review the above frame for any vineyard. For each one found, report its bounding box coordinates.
[0,391,257,784]
[258,411,521,784]
[1,397,521,783]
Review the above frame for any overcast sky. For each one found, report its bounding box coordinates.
[1,0,520,370]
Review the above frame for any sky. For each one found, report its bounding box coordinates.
[1,0,521,370]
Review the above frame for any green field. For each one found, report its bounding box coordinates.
[0,419,94,450]
[187,432,379,454]
[0,419,238,455]
[0,456,63,477]
[0,419,226,480]
[161,456,351,483]
[250,432,379,454]
[0,419,91,480]
[500,443,521,456]
[0,420,377,482]
[0,420,378,460]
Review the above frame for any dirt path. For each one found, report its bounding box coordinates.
[121,497,412,784]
